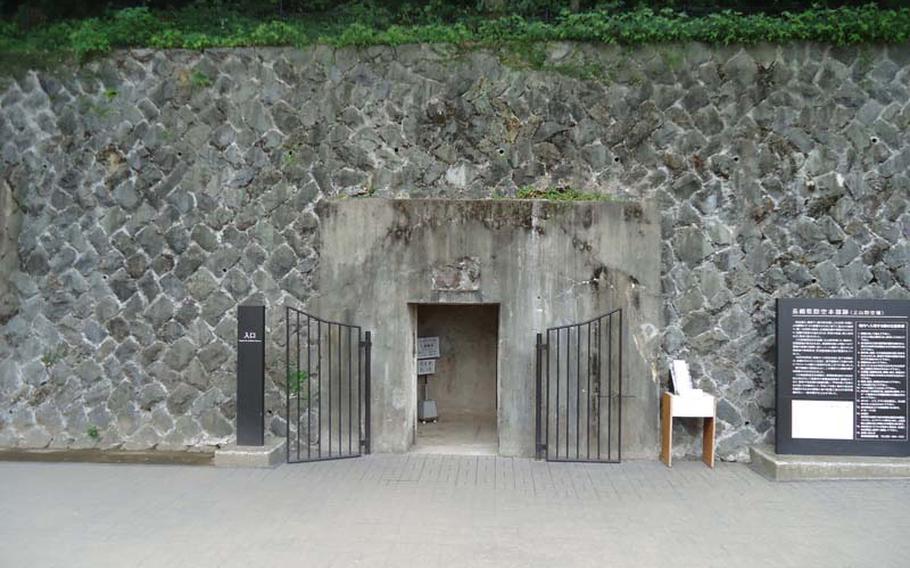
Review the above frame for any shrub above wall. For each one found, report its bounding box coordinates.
[1,2,910,70]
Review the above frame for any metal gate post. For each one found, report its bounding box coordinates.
[363,331,372,455]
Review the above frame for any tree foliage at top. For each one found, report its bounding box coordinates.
[3,1,908,22]
[1,1,909,67]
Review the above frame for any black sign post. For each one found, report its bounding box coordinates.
[237,305,265,446]
[776,298,910,456]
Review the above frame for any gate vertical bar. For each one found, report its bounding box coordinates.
[545,329,551,460]
[336,325,344,456]
[535,333,542,460]
[618,309,623,462]
[575,324,581,459]
[598,316,604,460]
[598,318,604,460]
[326,324,332,457]
[285,307,290,463]
[364,331,372,454]
[606,313,612,461]
[348,326,353,456]
[306,316,312,460]
[317,320,322,458]
[565,327,570,459]
[296,311,301,461]
[555,329,561,460]
[585,322,591,459]
[357,327,366,451]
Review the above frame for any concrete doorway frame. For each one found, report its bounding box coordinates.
[408,302,501,455]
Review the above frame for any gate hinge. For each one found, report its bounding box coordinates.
[537,342,548,352]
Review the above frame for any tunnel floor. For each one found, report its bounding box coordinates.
[412,412,497,456]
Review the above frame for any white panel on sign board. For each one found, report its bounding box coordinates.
[417,359,436,375]
[417,337,440,359]
[792,400,854,440]
[670,360,693,394]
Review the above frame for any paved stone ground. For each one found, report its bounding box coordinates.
[1,455,908,567]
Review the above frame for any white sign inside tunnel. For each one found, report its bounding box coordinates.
[417,336,440,359]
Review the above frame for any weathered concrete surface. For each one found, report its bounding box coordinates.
[750,444,910,481]
[314,198,661,457]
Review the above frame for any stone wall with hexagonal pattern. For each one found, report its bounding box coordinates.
[0,43,908,460]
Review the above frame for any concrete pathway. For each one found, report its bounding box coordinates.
[1,455,908,567]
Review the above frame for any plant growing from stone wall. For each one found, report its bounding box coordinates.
[288,370,309,397]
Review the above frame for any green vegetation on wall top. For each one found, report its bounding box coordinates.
[0,2,908,68]
[508,186,612,201]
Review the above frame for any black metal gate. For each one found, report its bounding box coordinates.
[536,308,623,463]
[286,306,371,463]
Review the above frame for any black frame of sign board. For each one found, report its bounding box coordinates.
[776,298,910,456]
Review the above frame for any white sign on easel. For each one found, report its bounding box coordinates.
[417,336,440,359]
[670,359,694,395]
[417,359,436,375]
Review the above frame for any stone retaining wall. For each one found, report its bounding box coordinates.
[0,43,908,459]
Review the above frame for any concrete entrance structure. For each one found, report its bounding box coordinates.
[313,198,661,457]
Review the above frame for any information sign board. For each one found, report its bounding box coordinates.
[417,336,440,359]
[776,299,910,456]
[417,359,436,375]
